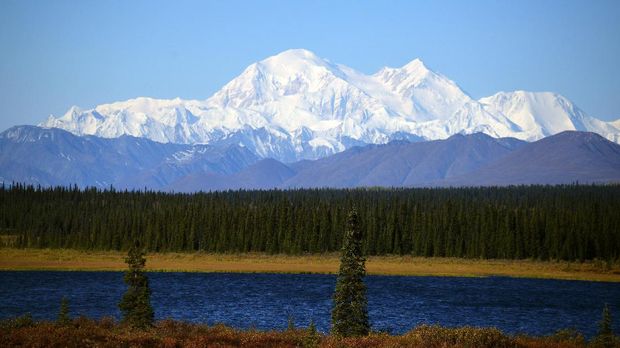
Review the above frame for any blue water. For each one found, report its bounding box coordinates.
[0,271,618,337]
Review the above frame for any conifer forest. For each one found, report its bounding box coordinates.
[1,184,619,261]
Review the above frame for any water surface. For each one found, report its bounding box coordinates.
[0,271,618,337]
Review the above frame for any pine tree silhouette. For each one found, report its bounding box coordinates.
[593,304,615,348]
[331,209,369,336]
[57,296,70,326]
[118,240,154,328]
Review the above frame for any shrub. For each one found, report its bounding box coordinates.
[404,324,514,348]
[0,313,34,330]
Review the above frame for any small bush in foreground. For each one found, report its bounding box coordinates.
[0,313,34,330]
[402,324,513,348]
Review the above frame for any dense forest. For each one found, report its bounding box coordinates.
[0,184,619,261]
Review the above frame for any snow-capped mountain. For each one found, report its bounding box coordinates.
[41,49,620,161]
[479,91,620,143]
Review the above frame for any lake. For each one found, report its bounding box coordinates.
[0,271,618,337]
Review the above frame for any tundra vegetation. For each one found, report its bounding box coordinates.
[1,314,618,347]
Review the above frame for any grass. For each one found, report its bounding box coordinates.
[1,248,619,282]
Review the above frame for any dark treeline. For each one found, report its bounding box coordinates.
[1,184,619,261]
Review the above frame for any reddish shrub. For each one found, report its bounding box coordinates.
[0,319,597,348]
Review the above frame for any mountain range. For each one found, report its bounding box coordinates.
[40,49,620,162]
[0,126,258,189]
[3,49,619,190]
[2,125,619,190]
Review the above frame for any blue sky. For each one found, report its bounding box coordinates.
[1,0,619,131]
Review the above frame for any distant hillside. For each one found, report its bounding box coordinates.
[0,126,258,189]
[280,133,526,189]
[167,131,620,191]
[441,131,620,186]
[2,126,620,190]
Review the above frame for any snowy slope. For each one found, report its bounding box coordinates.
[372,58,470,121]
[41,49,620,161]
[479,91,620,142]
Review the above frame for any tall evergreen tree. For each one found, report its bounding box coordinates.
[593,304,616,348]
[57,296,70,326]
[118,240,154,328]
[331,209,370,337]
[600,304,613,335]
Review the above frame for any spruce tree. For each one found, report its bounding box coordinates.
[287,314,296,331]
[118,240,154,328]
[331,209,370,337]
[57,296,71,326]
[303,319,321,348]
[600,304,613,335]
[593,304,615,348]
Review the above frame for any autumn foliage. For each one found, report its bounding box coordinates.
[2,317,616,348]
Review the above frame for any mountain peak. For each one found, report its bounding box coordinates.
[372,57,472,122]
[374,58,429,77]
[401,58,429,73]
[206,48,349,115]
[62,105,83,119]
[487,90,563,102]
[258,48,332,70]
[269,48,321,60]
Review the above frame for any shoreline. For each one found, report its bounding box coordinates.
[1,248,619,282]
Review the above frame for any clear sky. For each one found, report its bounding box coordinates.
[1,0,619,131]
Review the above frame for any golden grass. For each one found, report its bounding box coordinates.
[0,248,619,282]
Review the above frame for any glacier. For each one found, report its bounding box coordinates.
[41,49,620,162]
